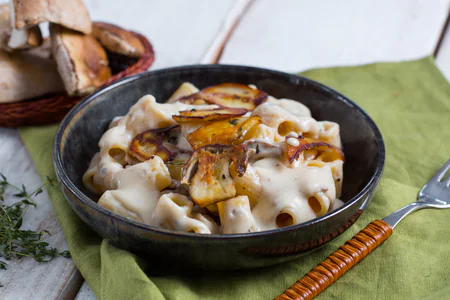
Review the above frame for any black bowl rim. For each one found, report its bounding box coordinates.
[53,64,385,240]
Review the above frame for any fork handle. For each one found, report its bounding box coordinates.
[276,220,393,300]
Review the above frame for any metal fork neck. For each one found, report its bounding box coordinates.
[382,202,428,228]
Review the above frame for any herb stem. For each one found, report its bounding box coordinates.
[4,183,23,193]
[0,173,70,271]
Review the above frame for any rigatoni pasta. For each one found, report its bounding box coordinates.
[217,196,257,234]
[83,82,345,234]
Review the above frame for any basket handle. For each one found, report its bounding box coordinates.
[276,220,393,300]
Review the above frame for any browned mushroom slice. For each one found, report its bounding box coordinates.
[245,140,283,162]
[0,4,9,43]
[92,22,144,58]
[50,24,111,96]
[181,144,248,207]
[165,159,188,180]
[178,83,268,110]
[11,0,92,34]
[178,98,208,105]
[166,82,199,103]
[286,136,344,164]
[187,116,262,150]
[129,126,179,162]
[172,107,248,123]
[161,179,190,197]
[0,44,65,103]
[233,116,265,144]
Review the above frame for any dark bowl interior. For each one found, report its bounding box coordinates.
[54,65,385,270]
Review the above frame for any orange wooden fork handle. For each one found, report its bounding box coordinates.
[276,220,393,300]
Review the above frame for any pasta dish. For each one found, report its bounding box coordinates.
[83,83,344,234]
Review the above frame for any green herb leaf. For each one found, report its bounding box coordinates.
[34,188,43,196]
[45,176,55,187]
[13,191,27,198]
[0,173,7,182]
[0,174,70,271]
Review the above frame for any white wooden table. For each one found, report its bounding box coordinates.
[0,0,449,299]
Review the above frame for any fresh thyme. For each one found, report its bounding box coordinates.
[0,174,70,270]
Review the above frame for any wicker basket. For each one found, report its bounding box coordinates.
[0,22,155,128]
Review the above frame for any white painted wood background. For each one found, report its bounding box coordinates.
[0,0,449,299]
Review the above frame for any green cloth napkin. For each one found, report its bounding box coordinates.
[19,56,450,300]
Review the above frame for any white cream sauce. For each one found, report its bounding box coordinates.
[86,84,345,235]
[220,196,258,234]
[278,99,312,118]
[251,157,336,230]
[98,95,217,165]
[97,157,171,224]
[251,102,320,137]
[151,193,216,234]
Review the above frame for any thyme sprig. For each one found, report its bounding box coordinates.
[0,174,70,270]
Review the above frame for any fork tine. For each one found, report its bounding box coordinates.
[431,159,450,182]
[445,177,450,187]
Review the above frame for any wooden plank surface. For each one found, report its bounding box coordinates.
[1,0,449,299]
[85,0,240,70]
[74,282,94,300]
[436,16,450,81]
[0,129,80,300]
[200,0,253,64]
[0,0,246,299]
[219,0,450,71]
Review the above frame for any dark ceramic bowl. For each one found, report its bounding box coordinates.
[53,65,385,270]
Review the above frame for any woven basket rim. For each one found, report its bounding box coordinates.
[0,21,155,128]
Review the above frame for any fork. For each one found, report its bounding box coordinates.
[276,159,450,300]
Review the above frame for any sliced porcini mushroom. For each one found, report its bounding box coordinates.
[172,107,248,123]
[50,24,111,96]
[5,26,42,51]
[129,125,192,179]
[161,179,190,197]
[0,4,9,45]
[0,4,42,51]
[11,0,92,34]
[187,116,263,150]
[92,22,144,57]
[285,136,344,164]
[6,25,42,50]
[129,125,180,162]
[166,82,199,103]
[245,140,283,162]
[0,44,65,103]
[181,144,248,207]
[165,159,189,180]
[178,97,208,105]
[178,83,268,110]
